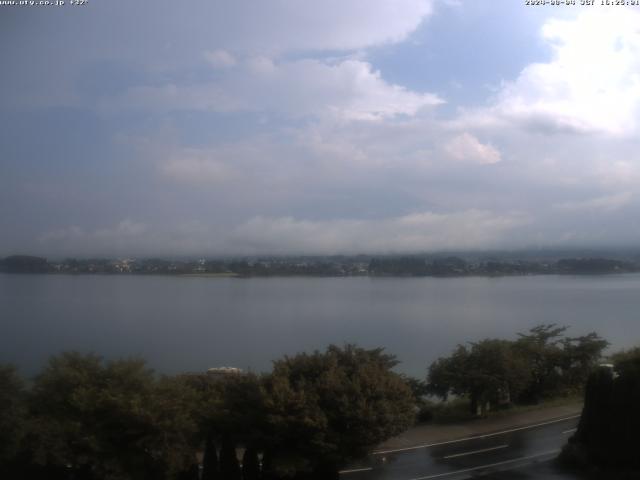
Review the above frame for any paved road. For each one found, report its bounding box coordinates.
[340,416,584,480]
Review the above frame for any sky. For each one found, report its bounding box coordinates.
[2,0,640,257]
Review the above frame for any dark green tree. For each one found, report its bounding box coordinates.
[0,365,27,475]
[430,326,608,413]
[219,434,241,480]
[260,450,279,480]
[262,344,414,478]
[177,463,200,480]
[426,345,469,401]
[215,373,266,442]
[241,446,260,480]
[560,332,609,390]
[402,375,429,401]
[201,434,219,480]
[147,375,202,478]
[515,324,567,402]
[428,340,529,415]
[562,349,640,475]
[25,352,201,480]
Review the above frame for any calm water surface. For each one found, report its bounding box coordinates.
[2,273,640,377]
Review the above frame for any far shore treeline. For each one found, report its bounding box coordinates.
[0,325,620,480]
[2,252,640,277]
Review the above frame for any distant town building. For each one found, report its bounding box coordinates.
[206,366,244,380]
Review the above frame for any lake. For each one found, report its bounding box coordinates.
[1,273,639,378]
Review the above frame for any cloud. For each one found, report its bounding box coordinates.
[39,220,149,256]
[204,49,237,69]
[444,133,501,165]
[554,192,633,213]
[41,220,148,242]
[8,1,640,257]
[230,210,528,254]
[2,0,435,111]
[37,210,528,256]
[160,148,237,184]
[460,9,640,136]
[108,58,444,120]
[161,159,233,184]
[187,0,435,54]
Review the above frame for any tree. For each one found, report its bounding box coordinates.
[201,434,219,480]
[26,352,107,476]
[147,375,202,478]
[560,332,609,390]
[562,348,640,474]
[219,434,241,480]
[260,449,278,480]
[0,365,26,474]
[464,339,529,414]
[515,325,607,402]
[262,344,415,478]
[428,340,529,415]
[515,324,568,402]
[1,255,49,273]
[426,345,469,401]
[177,463,200,480]
[241,446,260,480]
[402,375,429,401]
[429,326,609,413]
[26,352,201,480]
[214,373,266,442]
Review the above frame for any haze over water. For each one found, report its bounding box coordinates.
[2,273,638,378]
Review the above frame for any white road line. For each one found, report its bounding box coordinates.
[372,415,580,455]
[442,444,509,460]
[409,449,560,480]
[339,467,373,474]
[562,428,577,434]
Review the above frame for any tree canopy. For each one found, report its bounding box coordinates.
[23,352,201,480]
[262,344,415,477]
[0,332,608,479]
[562,348,640,475]
[0,345,416,480]
[428,325,608,414]
[428,339,529,415]
[0,365,26,469]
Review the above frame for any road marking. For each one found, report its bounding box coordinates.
[339,467,373,475]
[408,449,560,480]
[562,428,577,434]
[372,415,580,455]
[442,444,508,459]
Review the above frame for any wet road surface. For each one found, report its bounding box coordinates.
[340,416,584,480]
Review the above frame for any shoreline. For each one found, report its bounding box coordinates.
[2,271,640,279]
